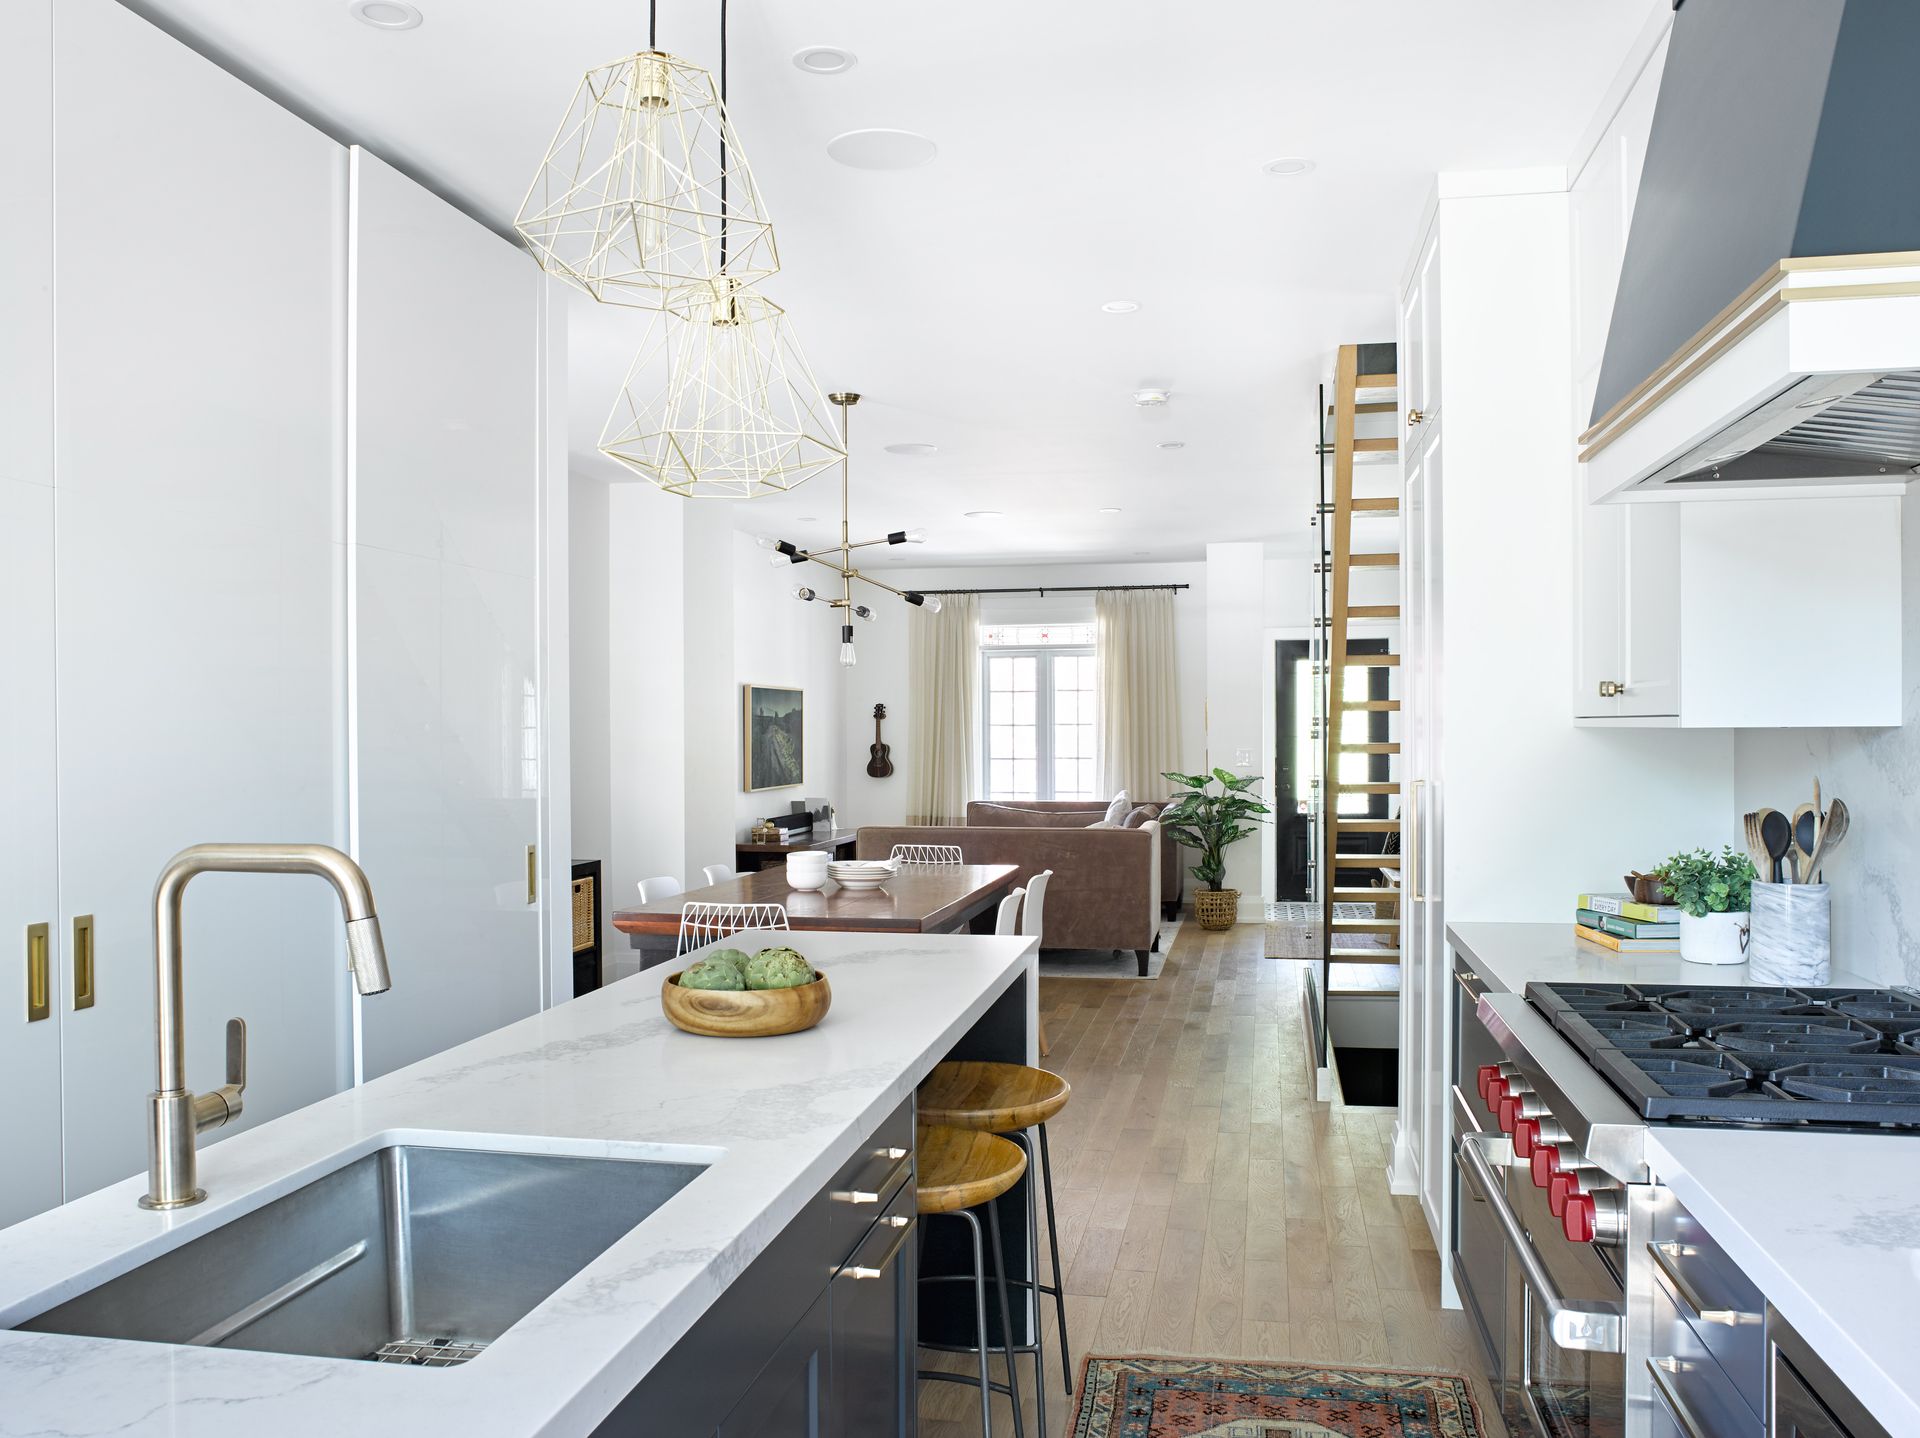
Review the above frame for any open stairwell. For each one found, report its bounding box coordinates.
[1303,342,1404,1104]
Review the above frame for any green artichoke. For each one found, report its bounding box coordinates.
[678,956,747,990]
[705,947,751,976]
[745,946,816,990]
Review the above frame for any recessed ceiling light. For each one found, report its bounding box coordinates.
[1101,300,1140,314]
[793,46,857,74]
[1157,440,1186,450]
[885,442,939,456]
[963,510,1003,519]
[1133,388,1171,407]
[827,129,938,170]
[350,0,422,29]
[1263,156,1315,177]
[1098,507,1122,514]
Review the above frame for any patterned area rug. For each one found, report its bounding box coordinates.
[1069,1356,1484,1438]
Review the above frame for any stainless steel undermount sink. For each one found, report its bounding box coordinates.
[18,1145,708,1368]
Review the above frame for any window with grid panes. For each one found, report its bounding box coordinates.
[980,623,1097,801]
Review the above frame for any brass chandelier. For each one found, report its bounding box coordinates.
[760,393,941,667]
[517,0,842,498]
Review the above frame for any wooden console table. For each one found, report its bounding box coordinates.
[734,828,859,873]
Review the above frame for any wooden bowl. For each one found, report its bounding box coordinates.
[660,972,832,1038]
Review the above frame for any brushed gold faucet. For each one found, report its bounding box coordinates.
[142,844,391,1210]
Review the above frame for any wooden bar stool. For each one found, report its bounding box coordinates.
[919,1061,1072,1401]
[916,1124,1028,1438]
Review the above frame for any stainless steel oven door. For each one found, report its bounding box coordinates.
[1460,1132,1626,1438]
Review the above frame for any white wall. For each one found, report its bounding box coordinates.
[1732,494,1920,989]
[839,560,1208,830]
[569,471,612,915]
[731,530,847,844]
[1207,543,1267,912]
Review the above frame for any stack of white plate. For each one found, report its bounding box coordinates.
[827,859,896,891]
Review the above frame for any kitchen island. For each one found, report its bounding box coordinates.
[0,931,1036,1436]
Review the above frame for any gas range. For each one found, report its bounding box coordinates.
[1525,982,1920,1130]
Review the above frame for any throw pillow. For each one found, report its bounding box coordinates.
[1122,805,1159,829]
[1102,790,1130,825]
[1086,820,1119,829]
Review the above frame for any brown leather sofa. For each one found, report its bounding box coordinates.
[966,800,1185,920]
[855,818,1164,976]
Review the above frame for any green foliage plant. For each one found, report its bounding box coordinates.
[1157,768,1272,892]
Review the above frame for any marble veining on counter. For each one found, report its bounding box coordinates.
[0,931,1035,1437]
[1446,920,1881,996]
[1647,1127,1920,1438]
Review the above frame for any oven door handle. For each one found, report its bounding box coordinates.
[1457,1131,1625,1354]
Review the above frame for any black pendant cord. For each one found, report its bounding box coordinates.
[648,0,656,49]
[719,0,730,275]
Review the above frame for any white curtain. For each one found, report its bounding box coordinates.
[907,593,978,825]
[1096,588,1182,800]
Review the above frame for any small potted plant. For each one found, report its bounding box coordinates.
[1658,846,1757,966]
[1159,768,1271,931]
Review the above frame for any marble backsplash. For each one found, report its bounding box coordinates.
[1732,497,1919,990]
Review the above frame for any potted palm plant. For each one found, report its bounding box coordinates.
[1159,768,1271,931]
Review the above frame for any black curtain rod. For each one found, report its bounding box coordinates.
[917,583,1190,596]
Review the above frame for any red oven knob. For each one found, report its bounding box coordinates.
[1498,1094,1524,1134]
[1549,1169,1580,1218]
[1563,1192,1598,1243]
[1512,1118,1540,1159]
[1477,1064,1501,1100]
[1484,1076,1509,1113]
[1531,1143,1560,1189]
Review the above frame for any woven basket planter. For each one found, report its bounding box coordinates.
[1193,888,1240,931]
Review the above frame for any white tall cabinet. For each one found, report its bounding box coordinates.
[350,149,549,1079]
[0,0,564,1226]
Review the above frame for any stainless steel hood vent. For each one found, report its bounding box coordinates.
[1583,0,1920,502]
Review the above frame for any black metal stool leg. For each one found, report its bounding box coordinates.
[1007,1131,1054,1422]
[1038,1122,1072,1394]
[984,1198,1026,1438]
[958,1208,995,1438]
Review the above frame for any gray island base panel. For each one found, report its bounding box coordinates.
[0,931,1037,1438]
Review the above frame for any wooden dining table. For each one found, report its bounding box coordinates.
[610,863,1022,970]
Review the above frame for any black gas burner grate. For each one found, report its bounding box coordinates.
[1525,982,1920,1128]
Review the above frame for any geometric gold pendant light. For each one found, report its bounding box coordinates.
[514,47,779,310]
[598,277,845,499]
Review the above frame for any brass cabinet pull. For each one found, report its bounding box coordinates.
[1407,408,1426,426]
[26,923,51,1022]
[73,915,95,1010]
[1598,680,1626,698]
[526,844,537,905]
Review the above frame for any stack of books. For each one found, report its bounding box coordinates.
[1574,893,1681,953]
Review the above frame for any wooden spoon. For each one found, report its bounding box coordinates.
[1742,812,1772,880]
[1812,798,1849,881]
[1791,803,1817,884]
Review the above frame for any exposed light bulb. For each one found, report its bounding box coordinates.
[852,603,876,622]
[902,527,927,544]
[756,535,779,549]
[839,624,857,667]
[632,55,673,266]
[924,594,943,614]
[793,584,817,601]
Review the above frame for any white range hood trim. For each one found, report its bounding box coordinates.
[1582,254,1920,504]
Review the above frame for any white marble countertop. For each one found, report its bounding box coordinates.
[1446,920,1880,994]
[1647,1127,1920,1438]
[0,931,1036,1437]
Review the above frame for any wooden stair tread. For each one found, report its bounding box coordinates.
[916,1126,1026,1214]
[1334,782,1398,794]
[1340,742,1400,753]
[1348,552,1400,567]
[1330,947,1401,962]
[1331,915,1399,932]
[1333,852,1401,867]
[1356,373,1399,389]
[1332,887,1398,902]
[1351,699,1401,711]
[918,1060,1070,1130]
[1334,818,1400,832]
[1352,437,1397,454]
[1343,652,1399,666]
[1351,498,1400,513]
[1348,605,1400,619]
[1329,402,1397,416]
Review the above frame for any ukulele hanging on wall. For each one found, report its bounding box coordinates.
[866,703,894,778]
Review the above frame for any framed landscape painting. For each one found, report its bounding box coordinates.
[743,684,804,792]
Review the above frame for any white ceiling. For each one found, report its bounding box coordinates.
[135,0,1658,565]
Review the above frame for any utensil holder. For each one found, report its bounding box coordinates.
[1748,882,1831,986]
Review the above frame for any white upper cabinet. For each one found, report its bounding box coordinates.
[51,0,350,1199]
[349,149,546,1080]
[1402,221,1443,461]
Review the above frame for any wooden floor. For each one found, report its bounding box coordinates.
[918,919,1503,1437]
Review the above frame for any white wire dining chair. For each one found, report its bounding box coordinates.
[890,843,965,866]
[676,902,791,958]
[702,864,739,885]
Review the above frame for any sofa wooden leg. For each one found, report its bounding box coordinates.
[1151,932,1161,953]
[1135,950,1150,977]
